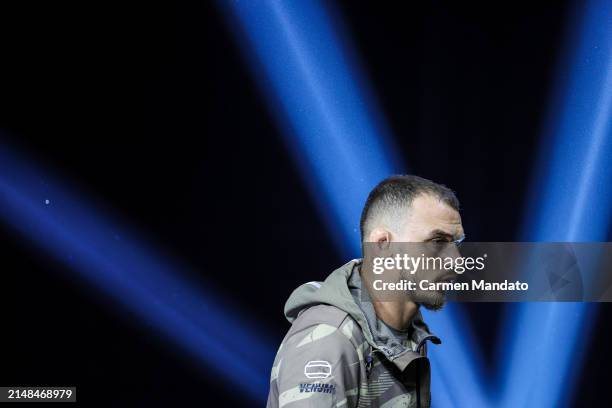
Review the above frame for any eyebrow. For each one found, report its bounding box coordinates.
[425,229,465,242]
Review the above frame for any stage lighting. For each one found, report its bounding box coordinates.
[0,145,275,403]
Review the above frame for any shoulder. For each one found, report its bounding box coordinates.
[283,304,365,354]
[269,305,366,408]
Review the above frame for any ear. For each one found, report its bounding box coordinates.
[369,227,392,249]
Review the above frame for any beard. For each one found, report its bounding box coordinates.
[401,267,450,311]
[410,288,446,311]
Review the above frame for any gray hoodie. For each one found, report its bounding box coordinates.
[266,259,441,408]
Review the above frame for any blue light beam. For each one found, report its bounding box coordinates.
[0,144,275,403]
[218,0,403,256]
[500,0,612,406]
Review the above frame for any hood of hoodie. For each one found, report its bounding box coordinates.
[284,259,440,355]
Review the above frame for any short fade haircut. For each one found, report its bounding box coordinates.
[360,175,460,243]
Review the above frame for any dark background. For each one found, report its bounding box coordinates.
[0,1,609,406]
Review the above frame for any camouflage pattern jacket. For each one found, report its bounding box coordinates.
[266,259,441,408]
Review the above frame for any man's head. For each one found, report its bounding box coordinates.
[360,175,464,310]
[360,175,463,245]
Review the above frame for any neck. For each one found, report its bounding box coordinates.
[371,300,419,331]
[358,264,419,330]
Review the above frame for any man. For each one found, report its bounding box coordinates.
[267,175,464,408]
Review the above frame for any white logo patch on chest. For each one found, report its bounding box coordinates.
[304,360,332,379]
